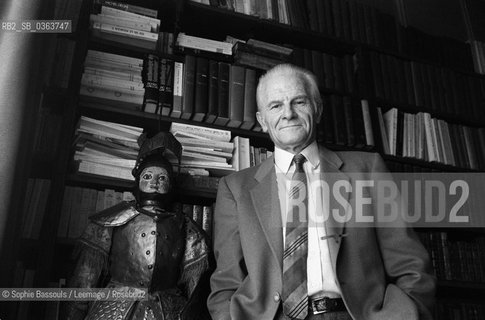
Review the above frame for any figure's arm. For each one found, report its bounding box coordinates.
[371,154,436,319]
[60,223,111,320]
[207,177,245,320]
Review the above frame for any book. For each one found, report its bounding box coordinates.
[142,54,159,113]
[231,136,250,171]
[193,56,209,121]
[376,107,390,155]
[181,55,196,120]
[79,84,144,107]
[227,65,245,128]
[170,122,231,142]
[176,32,233,55]
[77,160,135,181]
[360,100,374,148]
[92,21,158,42]
[159,58,174,116]
[205,60,219,123]
[90,13,152,32]
[174,137,234,153]
[241,68,257,130]
[214,62,230,126]
[383,108,398,156]
[171,61,184,118]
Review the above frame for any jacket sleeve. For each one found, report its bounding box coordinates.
[207,176,245,320]
[370,153,437,319]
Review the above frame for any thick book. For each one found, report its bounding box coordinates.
[176,32,232,55]
[181,55,196,119]
[170,122,232,142]
[376,107,390,155]
[342,96,355,147]
[143,54,159,113]
[383,108,398,156]
[93,0,158,18]
[79,84,143,108]
[227,65,245,128]
[193,56,209,121]
[77,160,134,181]
[205,60,219,123]
[360,100,374,148]
[214,62,230,126]
[91,21,158,42]
[174,137,234,153]
[241,68,257,130]
[159,58,174,116]
[90,13,152,32]
[231,136,251,171]
[171,61,184,118]
[91,25,157,50]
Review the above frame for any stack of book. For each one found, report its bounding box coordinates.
[72,116,142,181]
[176,32,233,56]
[90,0,160,50]
[169,122,235,175]
[79,50,145,107]
[233,38,293,70]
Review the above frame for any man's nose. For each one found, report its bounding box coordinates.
[281,103,296,118]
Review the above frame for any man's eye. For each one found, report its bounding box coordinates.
[270,104,280,110]
[295,99,306,105]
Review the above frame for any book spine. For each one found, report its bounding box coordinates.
[193,57,209,121]
[94,0,158,18]
[92,21,158,41]
[181,55,196,119]
[143,54,159,113]
[206,60,219,123]
[215,62,230,125]
[241,68,257,130]
[171,62,184,118]
[227,65,245,128]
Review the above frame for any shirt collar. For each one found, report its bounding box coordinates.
[274,141,320,174]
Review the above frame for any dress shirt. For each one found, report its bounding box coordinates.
[274,141,342,298]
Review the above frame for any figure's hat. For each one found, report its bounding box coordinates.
[132,132,181,177]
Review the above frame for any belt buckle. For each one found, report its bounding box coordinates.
[311,297,331,315]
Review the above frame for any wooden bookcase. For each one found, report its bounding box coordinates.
[3,0,485,319]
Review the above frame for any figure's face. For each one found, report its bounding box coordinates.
[256,72,321,154]
[139,166,171,194]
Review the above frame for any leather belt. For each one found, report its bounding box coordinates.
[308,297,346,314]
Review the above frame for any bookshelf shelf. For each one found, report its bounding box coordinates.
[182,2,356,55]
[78,99,272,141]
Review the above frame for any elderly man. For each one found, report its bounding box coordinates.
[208,64,435,320]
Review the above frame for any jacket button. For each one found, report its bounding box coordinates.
[273,292,280,302]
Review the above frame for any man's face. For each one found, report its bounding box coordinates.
[138,166,171,194]
[256,72,321,154]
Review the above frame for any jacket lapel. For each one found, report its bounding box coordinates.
[250,157,284,271]
[319,147,350,271]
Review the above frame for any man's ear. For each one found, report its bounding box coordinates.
[256,111,268,132]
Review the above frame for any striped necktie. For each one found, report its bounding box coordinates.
[282,154,308,319]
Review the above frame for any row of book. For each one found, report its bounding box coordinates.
[470,40,485,75]
[173,202,215,241]
[58,186,135,239]
[317,96,374,150]
[418,232,485,283]
[363,50,485,122]
[435,300,485,320]
[72,116,142,181]
[192,0,474,73]
[376,107,485,170]
[21,178,51,240]
[192,0,398,50]
[292,48,356,95]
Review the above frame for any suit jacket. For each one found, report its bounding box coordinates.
[207,147,436,320]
